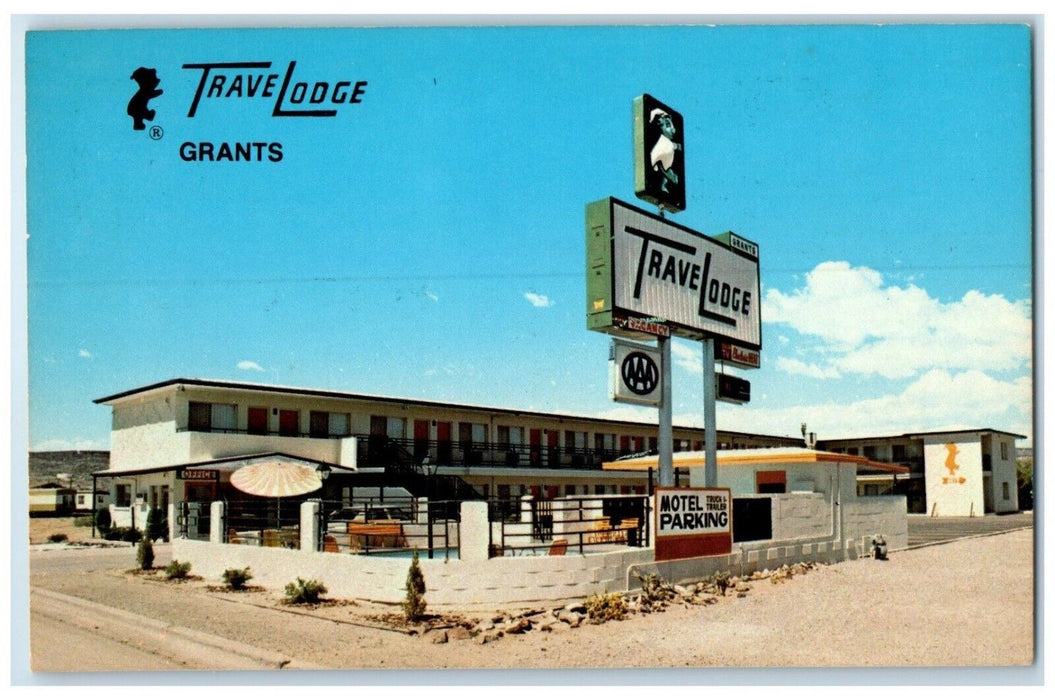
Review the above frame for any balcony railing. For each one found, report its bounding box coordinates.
[175,427,664,470]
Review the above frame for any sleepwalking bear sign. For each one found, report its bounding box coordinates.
[654,487,733,561]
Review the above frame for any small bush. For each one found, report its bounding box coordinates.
[284,577,327,605]
[73,515,94,527]
[165,560,192,580]
[146,507,168,542]
[402,550,427,621]
[709,570,731,595]
[137,536,155,570]
[95,508,112,535]
[635,572,676,605]
[104,526,141,543]
[47,533,69,543]
[222,567,253,590]
[584,591,627,622]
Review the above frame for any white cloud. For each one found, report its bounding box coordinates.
[237,360,265,372]
[719,369,1032,443]
[775,357,841,380]
[78,349,92,359]
[524,292,554,308]
[764,261,1032,379]
[671,339,702,374]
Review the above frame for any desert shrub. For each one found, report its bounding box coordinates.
[95,508,112,535]
[284,577,327,605]
[708,570,731,595]
[47,533,68,543]
[105,526,141,543]
[73,515,94,527]
[165,560,192,580]
[636,572,676,605]
[402,550,427,621]
[137,536,155,570]
[584,591,627,622]
[222,567,253,590]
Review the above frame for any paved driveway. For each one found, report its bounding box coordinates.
[906,510,1033,548]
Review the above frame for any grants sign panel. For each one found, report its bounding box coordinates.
[654,487,733,561]
[586,197,761,348]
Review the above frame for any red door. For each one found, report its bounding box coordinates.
[436,422,452,463]
[530,429,542,467]
[279,410,299,436]
[414,420,430,463]
[248,407,268,435]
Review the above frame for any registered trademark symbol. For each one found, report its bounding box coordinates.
[149,125,164,140]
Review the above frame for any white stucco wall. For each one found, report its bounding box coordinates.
[923,435,986,516]
[989,437,1019,514]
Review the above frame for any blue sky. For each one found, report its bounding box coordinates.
[21,22,1034,451]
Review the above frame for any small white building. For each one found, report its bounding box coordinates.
[603,447,909,550]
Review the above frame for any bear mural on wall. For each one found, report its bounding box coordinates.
[943,442,966,485]
[127,67,163,131]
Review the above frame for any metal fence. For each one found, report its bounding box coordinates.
[490,494,651,557]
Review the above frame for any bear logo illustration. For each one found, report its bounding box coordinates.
[127,67,163,131]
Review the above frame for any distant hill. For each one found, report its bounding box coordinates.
[29,451,110,490]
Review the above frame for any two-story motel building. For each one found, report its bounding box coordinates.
[90,377,1024,528]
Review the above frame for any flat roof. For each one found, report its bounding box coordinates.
[93,377,800,440]
[818,428,1027,442]
[601,447,908,473]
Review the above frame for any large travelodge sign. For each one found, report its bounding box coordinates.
[586,197,761,347]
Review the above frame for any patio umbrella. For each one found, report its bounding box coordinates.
[230,460,324,528]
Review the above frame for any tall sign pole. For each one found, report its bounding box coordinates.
[586,94,760,495]
[702,338,717,487]
[657,336,674,487]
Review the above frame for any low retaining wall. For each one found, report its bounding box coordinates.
[171,494,907,607]
[172,538,653,606]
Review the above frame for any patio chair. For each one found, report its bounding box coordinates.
[263,529,282,547]
[227,528,243,544]
[548,538,568,556]
[323,534,340,553]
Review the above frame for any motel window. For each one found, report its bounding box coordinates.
[863,445,877,460]
[329,413,350,437]
[188,401,237,432]
[1001,442,1009,460]
[309,411,350,438]
[892,444,907,462]
[847,447,859,456]
[115,484,131,508]
[1002,482,1010,500]
[648,437,658,452]
[498,425,522,448]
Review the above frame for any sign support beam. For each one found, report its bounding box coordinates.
[702,337,717,487]
[658,335,673,487]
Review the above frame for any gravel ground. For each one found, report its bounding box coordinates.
[28,527,1035,671]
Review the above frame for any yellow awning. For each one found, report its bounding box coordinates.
[602,447,909,473]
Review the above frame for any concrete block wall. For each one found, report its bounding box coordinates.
[843,496,908,553]
[172,537,654,606]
